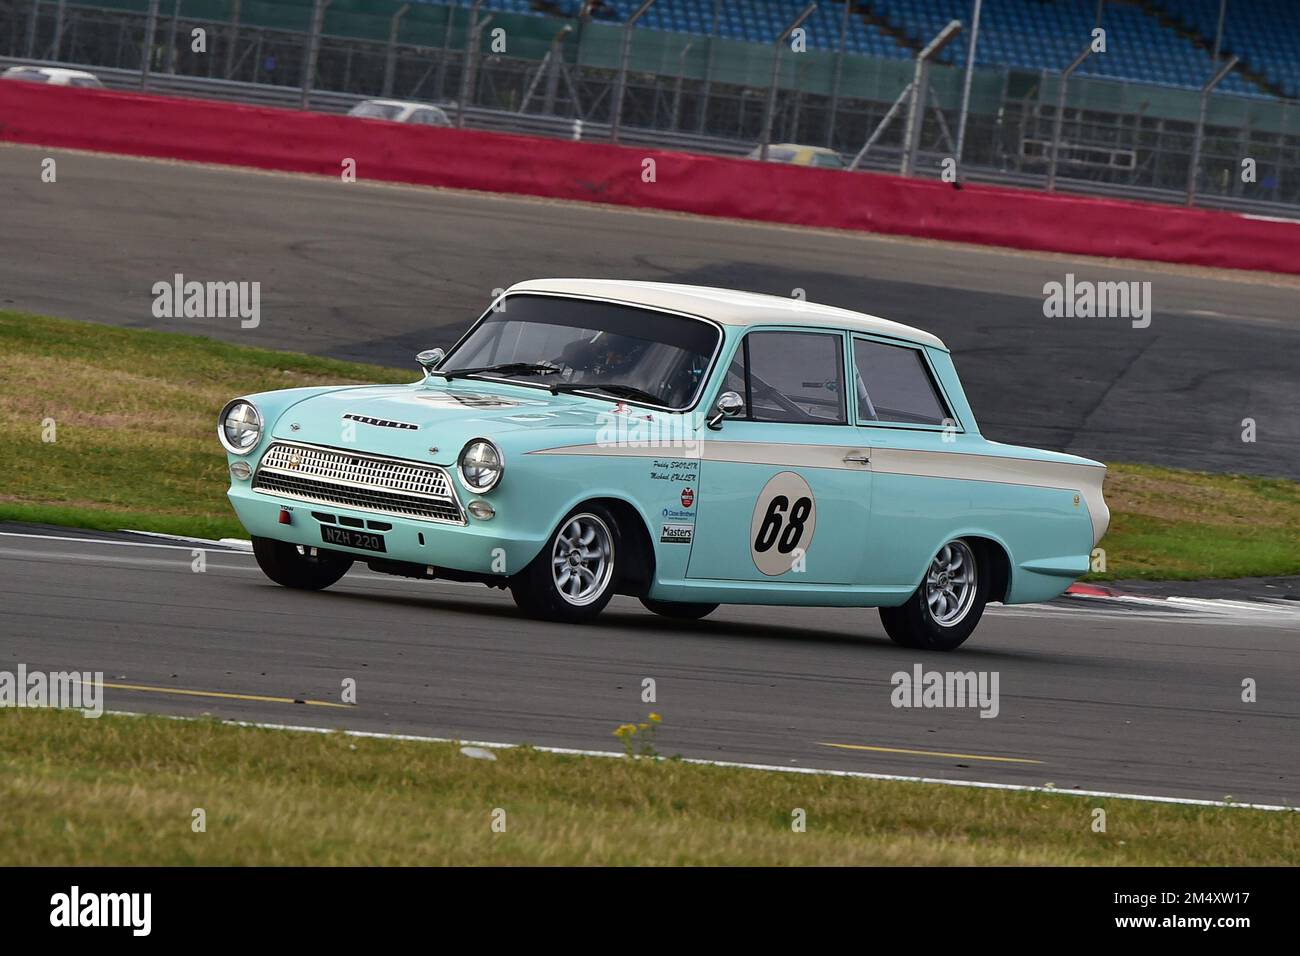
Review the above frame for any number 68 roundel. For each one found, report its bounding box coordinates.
[749,472,817,576]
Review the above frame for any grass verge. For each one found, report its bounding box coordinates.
[2,310,1297,580]
[0,310,409,540]
[1,708,1295,865]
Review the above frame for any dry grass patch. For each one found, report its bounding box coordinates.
[1097,464,1300,580]
[1,708,1295,866]
[0,310,409,536]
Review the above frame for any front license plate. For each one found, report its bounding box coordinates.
[321,525,387,553]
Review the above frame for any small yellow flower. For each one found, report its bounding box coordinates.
[648,713,662,723]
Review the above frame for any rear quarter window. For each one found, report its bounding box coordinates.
[853,338,951,426]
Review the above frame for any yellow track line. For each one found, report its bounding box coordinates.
[818,742,1042,765]
[84,680,352,709]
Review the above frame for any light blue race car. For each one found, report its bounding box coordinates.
[218,279,1108,650]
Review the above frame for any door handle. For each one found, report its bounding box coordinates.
[843,454,871,465]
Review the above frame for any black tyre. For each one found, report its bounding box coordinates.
[879,538,988,651]
[510,506,620,624]
[251,536,353,591]
[639,598,719,620]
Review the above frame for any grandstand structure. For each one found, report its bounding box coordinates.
[462,0,1287,98]
[2,0,1298,209]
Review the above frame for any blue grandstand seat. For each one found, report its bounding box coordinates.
[439,0,1281,99]
[870,0,1260,94]
[1155,0,1300,98]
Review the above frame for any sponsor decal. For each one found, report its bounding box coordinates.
[660,523,694,544]
[661,507,695,522]
[750,472,816,576]
[680,487,695,508]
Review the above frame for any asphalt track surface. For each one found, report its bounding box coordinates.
[4,529,1298,805]
[1,143,1298,478]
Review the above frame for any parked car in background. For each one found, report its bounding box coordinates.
[347,99,452,126]
[747,143,847,169]
[217,280,1108,651]
[1,65,103,88]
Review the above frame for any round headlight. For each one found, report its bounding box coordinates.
[218,399,262,455]
[458,439,503,493]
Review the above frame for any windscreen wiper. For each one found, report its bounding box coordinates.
[440,362,559,382]
[549,382,664,406]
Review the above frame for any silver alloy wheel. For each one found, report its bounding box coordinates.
[550,513,615,607]
[924,539,977,627]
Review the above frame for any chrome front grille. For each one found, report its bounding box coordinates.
[253,442,463,524]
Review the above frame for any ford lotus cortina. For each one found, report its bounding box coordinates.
[218,279,1108,650]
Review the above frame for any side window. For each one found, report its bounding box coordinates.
[853,337,950,426]
[742,331,846,425]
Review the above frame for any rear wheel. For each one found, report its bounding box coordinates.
[251,536,353,591]
[511,507,620,624]
[879,538,988,651]
[640,598,718,621]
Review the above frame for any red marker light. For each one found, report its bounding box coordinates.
[278,509,292,525]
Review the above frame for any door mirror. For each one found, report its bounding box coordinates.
[707,391,745,430]
[417,348,446,375]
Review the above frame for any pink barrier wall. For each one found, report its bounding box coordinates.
[3,81,1298,274]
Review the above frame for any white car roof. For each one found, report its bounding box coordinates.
[504,279,946,350]
[358,98,440,110]
[5,66,97,79]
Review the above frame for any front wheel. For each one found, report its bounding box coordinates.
[251,536,353,590]
[510,507,620,624]
[640,598,718,620]
[879,538,988,651]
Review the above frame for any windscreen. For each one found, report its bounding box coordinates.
[440,294,721,409]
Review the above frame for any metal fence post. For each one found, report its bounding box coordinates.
[543,25,573,115]
[759,3,816,161]
[900,19,961,176]
[300,0,329,110]
[225,0,241,79]
[1210,0,1226,67]
[140,0,160,88]
[1046,42,1093,191]
[52,0,66,59]
[825,0,850,148]
[50,0,67,60]
[695,0,721,134]
[457,0,484,127]
[434,5,454,101]
[165,0,181,74]
[611,0,655,144]
[1187,55,1239,207]
[25,0,40,59]
[670,39,692,130]
[954,0,982,162]
[382,3,409,98]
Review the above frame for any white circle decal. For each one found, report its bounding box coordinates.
[749,472,816,576]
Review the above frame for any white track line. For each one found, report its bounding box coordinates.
[121,529,253,551]
[0,531,245,553]
[110,709,1298,813]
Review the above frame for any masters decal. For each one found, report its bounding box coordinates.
[660,523,694,545]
